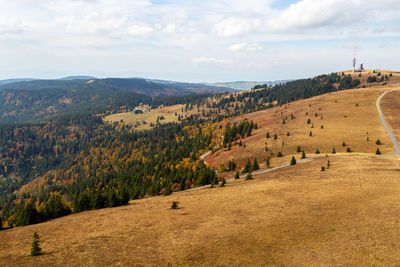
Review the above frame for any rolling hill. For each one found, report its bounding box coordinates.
[1,70,400,266]
[2,80,400,265]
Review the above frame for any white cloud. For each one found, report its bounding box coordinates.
[229,43,262,52]
[214,17,261,37]
[192,57,232,64]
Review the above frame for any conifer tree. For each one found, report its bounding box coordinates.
[297,145,301,152]
[376,148,381,155]
[290,156,296,165]
[266,157,271,168]
[30,232,42,256]
[234,171,240,179]
[301,150,306,159]
[332,148,336,154]
[220,178,226,187]
[277,152,283,157]
[252,158,260,171]
[243,159,252,173]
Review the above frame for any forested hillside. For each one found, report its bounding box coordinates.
[0,72,367,228]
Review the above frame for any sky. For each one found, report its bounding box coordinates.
[1,0,400,82]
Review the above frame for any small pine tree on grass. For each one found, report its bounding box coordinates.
[170,201,179,209]
[301,151,306,159]
[245,172,253,180]
[347,147,352,153]
[220,178,226,187]
[235,171,240,179]
[376,148,381,155]
[315,149,320,154]
[327,160,331,169]
[266,132,270,138]
[297,145,301,152]
[266,157,271,168]
[290,156,296,165]
[332,148,336,154]
[252,158,260,171]
[309,131,312,137]
[376,139,382,145]
[342,142,346,147]
[274,134,278,140]
[321,166,326,172]
[30,232,42,256]
[277,152,283,158]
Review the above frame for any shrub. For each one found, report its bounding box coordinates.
[315,149,320,154]
[309,131,312,137]
[245,172,253,180]
[277,152,283,157]
[235,171,240,179]
[30,232,42,256]
[290,156,296,165]
[376,139,382,145]
[376,148,381,155]
[342,142,346,147]
[266,157,271,168]
[301,151,306,159]
[170,201,179,209]
[332,148,336,154]
[327,160,331,168]
[321,166,326,172]
[307,118,311,124]
[266,132,270,138]
[347,147,352,153]
[274,134,278,140]
[367,76,377,83]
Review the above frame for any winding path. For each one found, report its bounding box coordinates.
[188,90,400,191]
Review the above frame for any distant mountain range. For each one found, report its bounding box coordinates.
[0,77,234,123]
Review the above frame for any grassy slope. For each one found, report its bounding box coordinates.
[207,84,396,174]
[2,72,400,266]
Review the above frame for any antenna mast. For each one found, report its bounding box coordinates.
[353,46,357,73]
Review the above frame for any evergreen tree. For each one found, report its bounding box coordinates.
[321,166,326,172]
[30,232,42,256]
[234,171,240,179]
[252,158,260,171]
[274,134,278,140]
[301,151,306,159]
[290,156,296,165]
[243,159,252,173]
[266,157,271,168]
[376,139,382,145]
[327,160,331,168]
[315,148,320,154]
[342,141,346,146]
[277,152,283,157]
[220,178,226,187]
[297,145,301,152]
[266,132,270,138]
[332,148,336,154]
[347,147,352,153]
[376,148,381,155]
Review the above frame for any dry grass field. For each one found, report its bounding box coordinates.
[104,105,181,130]
[2,70,400,266]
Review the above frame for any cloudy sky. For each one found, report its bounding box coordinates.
[1,0,400,82]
